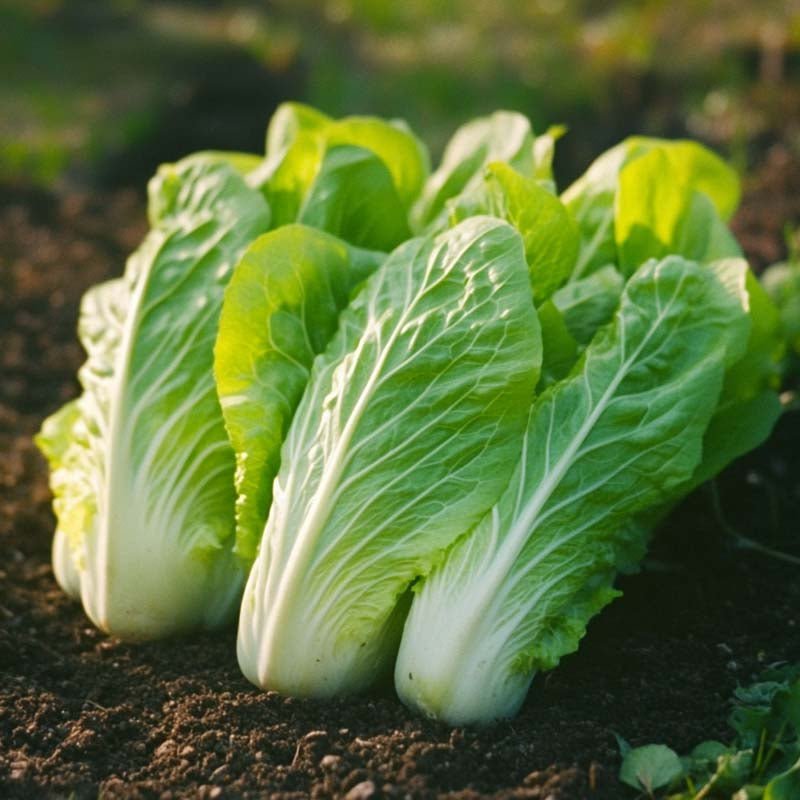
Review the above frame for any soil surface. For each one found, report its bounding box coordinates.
[1,157,799,799]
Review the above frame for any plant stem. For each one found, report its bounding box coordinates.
[709,482,800,567]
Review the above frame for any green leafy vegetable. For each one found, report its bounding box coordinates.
[619,664,800,798]
[237,216,541,698]
[620,744,684,795]
[36,103,793,724]
[395,256,750,724]
[36,155,270,639]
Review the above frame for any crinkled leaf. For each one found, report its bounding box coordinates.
[37,156,270,639]
[451,162,578,301]
[237,216,541,698]
[35,400,85,598]
[396,257,750,725]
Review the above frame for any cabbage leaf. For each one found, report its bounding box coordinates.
[215,224,384,563]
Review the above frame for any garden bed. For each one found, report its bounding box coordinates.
[1,155,799,798]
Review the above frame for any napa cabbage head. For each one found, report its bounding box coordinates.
[36,153,270,639]
[237,216,542,698]
[396,255,752,725]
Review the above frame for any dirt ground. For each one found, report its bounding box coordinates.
[1,148,799,799]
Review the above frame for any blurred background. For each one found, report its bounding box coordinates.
[2,0,800,200]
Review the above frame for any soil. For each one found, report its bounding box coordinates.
[1,155,800,800]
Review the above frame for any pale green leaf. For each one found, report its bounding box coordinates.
[396,256,750,725]
[36,156,270,639]
[563,137,740,280]
[253,103,429,230]
[327,116,430,209]
[237,216,541,698]
[616,147,742,275]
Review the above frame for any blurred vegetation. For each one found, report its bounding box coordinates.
[2,0,800,188]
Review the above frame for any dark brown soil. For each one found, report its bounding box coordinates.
[1,169,799,800]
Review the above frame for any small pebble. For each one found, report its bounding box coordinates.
[345,780,377,800]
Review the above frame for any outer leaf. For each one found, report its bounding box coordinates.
[35,400,84,598]
[36,156,270,639]
[692,270,784,489]
[690,390,783,488]
[148,151,266,227]
[412,111,536,232]
[215,225,384,563]
[395,257,750,725]
[237,217,541,698]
